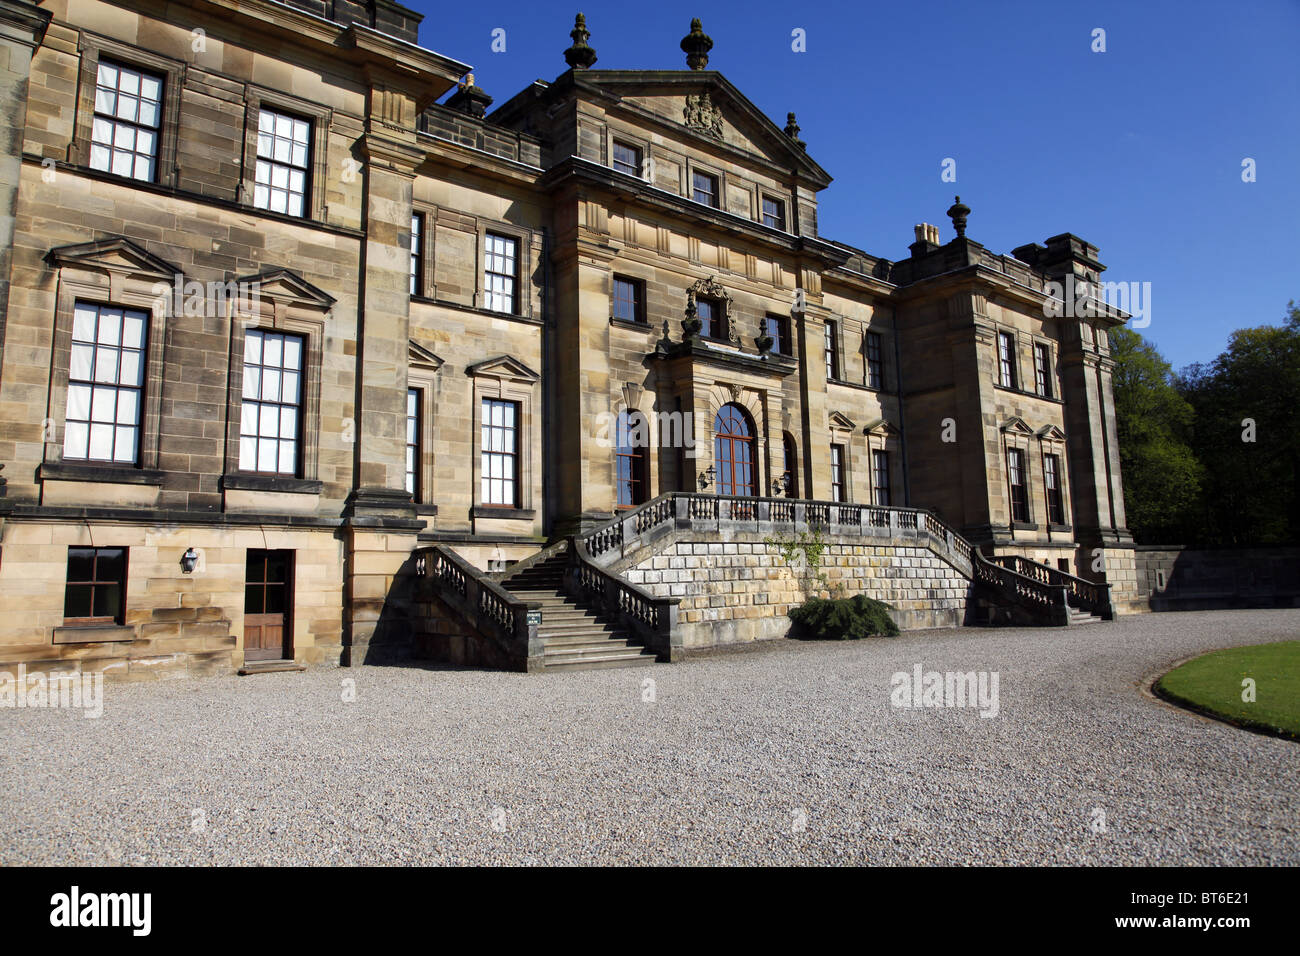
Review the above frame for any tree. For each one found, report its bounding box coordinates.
[1177,302,1300,545]
[1110,325,1203,543]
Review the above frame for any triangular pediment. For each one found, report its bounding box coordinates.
[1037,424,1067,441]
[47,237,181,280]
[236,268,335,306]
[569,71,831,188]
[862,417,899,437]
[828,410,857,432]
[466,354,539,383]
[1001,416,1035,435]
[408,340,445,371]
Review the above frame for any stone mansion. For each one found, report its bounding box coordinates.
[0,0,1139,676]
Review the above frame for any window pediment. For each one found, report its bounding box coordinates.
[466,354,539,384]
[235,268,335,308]
[828,410,857,433]
[47,237,181,282]
[409,340,445,371]
[1000,416,1035,435]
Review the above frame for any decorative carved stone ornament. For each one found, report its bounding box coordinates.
[683,91,723,140]
[683,276,738,344]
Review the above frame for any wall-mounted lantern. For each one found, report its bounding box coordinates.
[181,548,199,574]
[698,465,715,490]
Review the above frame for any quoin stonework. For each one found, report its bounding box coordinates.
[0,1,1138,677]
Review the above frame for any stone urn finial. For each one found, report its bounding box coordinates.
[784,112,806,150]
[947,195,971,239]
[564,12,598,70]
[681,17,713,70]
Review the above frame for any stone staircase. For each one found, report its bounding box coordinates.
[1068,607,1104,625]
[500,554,657,671]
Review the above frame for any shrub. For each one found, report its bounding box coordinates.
[787,595,899,640]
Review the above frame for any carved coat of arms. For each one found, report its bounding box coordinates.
[683,91,723,140]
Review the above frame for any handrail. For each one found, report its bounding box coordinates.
[413,545,542,666]
[990,554,1114,618]
[568,536,680,660]
[575,492,1082,623]
[576,492,975,576]
[970,550,1066,610]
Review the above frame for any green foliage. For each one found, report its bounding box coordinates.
[1175,301,1300,546]
[1110,325,1203,543]
[1112,302,1300,546]
[787,595,900,640]
[764,526,833,596]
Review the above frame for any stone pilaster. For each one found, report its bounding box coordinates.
[342,81,427,664]
[0,0,50,369]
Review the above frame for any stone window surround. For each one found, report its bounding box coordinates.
[828,414,856,502]
[994,324,1025,392]
[610,272,648,326]
[475,220,535,318]
[759,191,788,232]
[1002,430,1037,530]
[862,326,888,391]
[824,316,843,382]
[470,365,538,517]
[864,424,901,506]
[70,32,186,188]
[605,127,650,180]
[238,87,332,223]
[43,275,168,473]
[1037,432,1071,530]
[410,203,435,299]
[1031,336,1057,398]
[224,307,325,483]
[406,366,441,511]
[685,157,725,210]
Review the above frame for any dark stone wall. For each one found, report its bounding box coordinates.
[1135,546,1300,610]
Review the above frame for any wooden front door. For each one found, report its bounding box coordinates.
[245,549,292,662]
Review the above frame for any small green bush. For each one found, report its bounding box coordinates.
[787,595,900,640]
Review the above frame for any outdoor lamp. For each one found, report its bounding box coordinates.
[181,547,199,574]
[699,465,715,490]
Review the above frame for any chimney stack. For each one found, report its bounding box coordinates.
[909,223,940,257]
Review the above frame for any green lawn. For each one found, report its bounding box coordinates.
[1156,640,1300,740]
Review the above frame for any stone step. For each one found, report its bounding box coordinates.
[543,637,636,654]
[238,660,306,675]
[538,626,626,640]
[542,633,633,649]
[543,650,658,671]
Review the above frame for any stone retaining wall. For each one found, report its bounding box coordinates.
[621,532,972,648]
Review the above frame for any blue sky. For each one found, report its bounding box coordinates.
[406,0,1300,371]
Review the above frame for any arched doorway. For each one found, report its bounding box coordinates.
[713,403,755,496]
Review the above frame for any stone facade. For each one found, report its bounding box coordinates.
[0,1,1138,677]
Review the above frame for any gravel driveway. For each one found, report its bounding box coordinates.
[2,608,1297,865]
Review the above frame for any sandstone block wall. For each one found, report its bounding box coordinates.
[0,518,345,680]
[621,531,971,648]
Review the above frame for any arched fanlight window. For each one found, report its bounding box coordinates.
[713,403,755,496]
